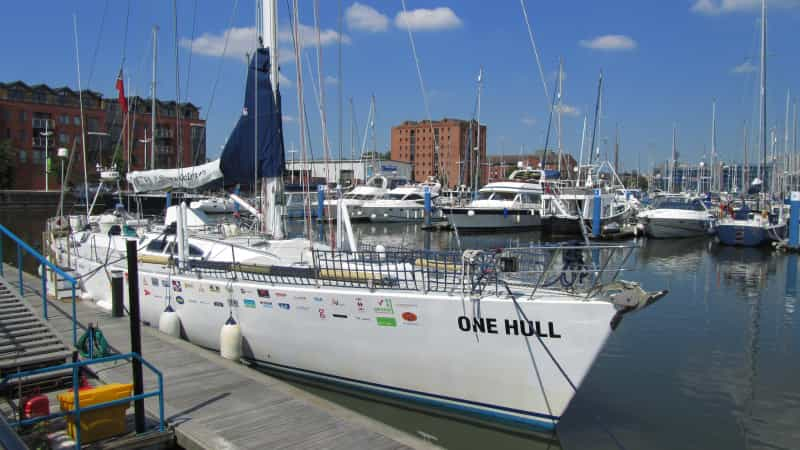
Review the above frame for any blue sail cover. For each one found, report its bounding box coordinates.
[220,47,285,184]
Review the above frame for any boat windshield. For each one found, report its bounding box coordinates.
[652,197,705,211]
[490,192,518,201]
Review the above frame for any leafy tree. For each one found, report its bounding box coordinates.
[0,139,16,189]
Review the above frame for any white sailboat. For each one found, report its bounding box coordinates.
[49,0,669,433]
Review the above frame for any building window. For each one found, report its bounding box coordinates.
[73,116,81,126]
[19,150,26,163]
[59,115,69,125]
[59,133,69,144]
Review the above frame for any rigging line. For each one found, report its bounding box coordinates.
[505,283,628,450]
[86,0,110,88]
[519,0,549,102]
[313,0,332,186]
[184,0,199,104]
[400,0,439,176]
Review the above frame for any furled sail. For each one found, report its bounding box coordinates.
[220,47,285,184]
[127,159,223,193]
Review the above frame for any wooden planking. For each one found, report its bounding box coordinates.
[4,266,434,450]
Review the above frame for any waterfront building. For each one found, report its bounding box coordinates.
[0,80,205,190]
[390,118,486,189]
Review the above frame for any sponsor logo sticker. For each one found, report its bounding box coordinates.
[333,314,348,319]
[243,299,256,308]
[151,277,159,286]
[275,292,287,298]
[319,308,326,319]
[376,317,397,327]
[257,289,270,298]
[213,301,224,308]
[374,299,393,314]
[260,301,273,308]
[278,303,290,310]
[143,289,151,296]
[313,297,324,303]
[175,296,184,305]
[172,280,182,292]
[402,312,418,322]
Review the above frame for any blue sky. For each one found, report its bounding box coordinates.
[2,0,800,172]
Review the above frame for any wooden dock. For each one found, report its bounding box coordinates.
[1,266,436,450]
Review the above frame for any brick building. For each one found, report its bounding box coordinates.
[487,151,578,182]
[0,81,205,190]
[390,118,486,189]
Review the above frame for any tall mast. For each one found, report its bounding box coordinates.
[670,125,677,193]
[759,0,767,192]
[151,26,158,170]
[614,123,619,174]
[262,0,279,99]
[711,99,717,192]
[743,123,749,192]
[588,71,603,166]
[474,67,483,192]
[557,58,563,175]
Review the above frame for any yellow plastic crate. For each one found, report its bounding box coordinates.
[58,383,133,443]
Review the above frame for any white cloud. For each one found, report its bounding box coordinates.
[521,116,537,127]
[395,7,462,31]
[181,24,350,63]
[556,104,580,117]
[731,60,757,73]
[579,34,637,51]
[324,75,339,85]
[346,3,389,32]
[691,0,800,15]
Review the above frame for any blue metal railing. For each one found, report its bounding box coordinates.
[0,223,79,346]
[2,352,165,449]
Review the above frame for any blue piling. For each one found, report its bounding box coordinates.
[233,185,240,214]
[165,192,172,210]
[424,186,432,227]
[592,189,601,238]
[789,192,800,248]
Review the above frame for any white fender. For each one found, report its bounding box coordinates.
[158,305,181,338]
[219,316,242,361]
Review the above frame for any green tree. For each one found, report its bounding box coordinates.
[0,139,16,189]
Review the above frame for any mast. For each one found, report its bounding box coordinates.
[474,67,483,192]
[557,58,563,175]
[670,125,677,193]
[151,26,158,169]
[744,123,749,193]
[711,99,717,193]
[261,0,285,239]
[588,70,603,166]
[759,0,767,194]
[614,123,619,174]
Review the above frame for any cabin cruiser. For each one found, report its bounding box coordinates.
[190,197,236,214]
[543,186,633,235]
[637,194,715,238]
[361,178,442,223]
[440,168,547,231]
[324,174,410,221]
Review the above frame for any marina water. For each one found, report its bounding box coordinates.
[3,208,798,449]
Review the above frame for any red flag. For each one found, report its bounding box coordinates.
[115,69,128,112]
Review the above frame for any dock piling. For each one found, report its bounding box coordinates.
[789,192,799,248]
[592,189,601,238]
[125,239,146,433]
[111,270,124,318]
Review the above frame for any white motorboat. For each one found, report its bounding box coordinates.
[190,197,236,214]
[324,175,411,221]
[441,168,548,231]
[361,179,441,223]
[637,194,716,238]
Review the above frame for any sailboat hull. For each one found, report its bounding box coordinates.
[56,247,621,432]
[716,220,785,246]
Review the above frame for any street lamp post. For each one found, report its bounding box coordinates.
[40,120,53,191]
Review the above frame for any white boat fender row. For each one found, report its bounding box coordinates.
[158,305,181,338]
[220,315,242,361]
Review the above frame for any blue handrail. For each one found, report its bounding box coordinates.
[0,223,79,345]
[2,352,165,449]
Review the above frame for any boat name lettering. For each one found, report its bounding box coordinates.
[457,316,562,338]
